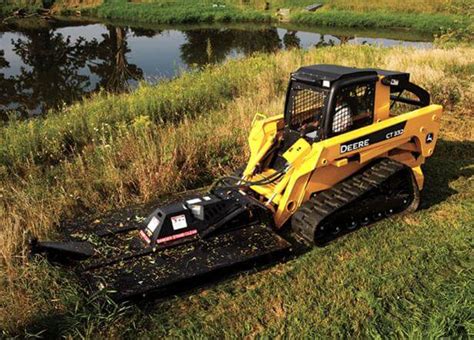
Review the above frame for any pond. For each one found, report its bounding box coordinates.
[0,18,434,120]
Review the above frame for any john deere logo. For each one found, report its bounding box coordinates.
[426,133,434,143]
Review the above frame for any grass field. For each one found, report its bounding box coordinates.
[89,0,473,35]
[87,0,272,24]
[1,0,472,36]
[292,10,471,34]
[0,44,473,337]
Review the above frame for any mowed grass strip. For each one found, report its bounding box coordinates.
[0,45,473,336]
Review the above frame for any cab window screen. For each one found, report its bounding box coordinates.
[289,83,327,130]
[331,82,375,136]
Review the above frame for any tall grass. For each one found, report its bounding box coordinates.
[0,59,273,171]
[1,45,473,335]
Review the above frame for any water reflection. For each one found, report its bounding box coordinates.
[0,21,433,120]
[9,28,93,115]
[89,26,142,92]
[283,31,301,49]
[180,28,281,65]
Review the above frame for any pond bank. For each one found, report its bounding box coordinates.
[1,0,472,38]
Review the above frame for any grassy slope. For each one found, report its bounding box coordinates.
[0,45,473,337]
[292,10,470,33]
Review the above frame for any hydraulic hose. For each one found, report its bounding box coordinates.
[210,165,289,192]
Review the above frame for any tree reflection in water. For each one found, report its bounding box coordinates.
[283,31,301,49]
[180,28,281,66]
[88,26,143,92]
[9,29,94,117]
[0,25,145,120]
[0,49,15,121]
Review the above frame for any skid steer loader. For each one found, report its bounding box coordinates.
[32,64,443,300]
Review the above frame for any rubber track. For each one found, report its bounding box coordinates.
[292,158,406,244]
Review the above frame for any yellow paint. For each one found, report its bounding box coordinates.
[374,77,390,121]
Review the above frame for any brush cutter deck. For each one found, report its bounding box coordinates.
[81,224,290,300]
[32,188,291,300]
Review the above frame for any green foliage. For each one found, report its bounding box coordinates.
[325,0,474,15]
[0,3,41,16]
[1,0,472,39]
[435,26,474,46]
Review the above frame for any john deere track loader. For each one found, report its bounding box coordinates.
[33,65,443,300]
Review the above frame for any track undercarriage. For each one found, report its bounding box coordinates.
[292,158,420,245]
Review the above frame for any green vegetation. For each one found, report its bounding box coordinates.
[1,0,472,37]
[86,0,271,24]
[0,3,41,16]
[325,0,473,14]
[0,44,473,337]
[85,0,472,35]
[292,10,470,34]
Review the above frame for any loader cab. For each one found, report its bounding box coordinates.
[284,65,379,143]
[283,64,430,143]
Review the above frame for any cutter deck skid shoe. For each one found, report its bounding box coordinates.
[32,64,443,300]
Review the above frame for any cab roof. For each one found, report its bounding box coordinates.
[292,64,409,84]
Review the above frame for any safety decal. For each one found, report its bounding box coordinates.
[171,214,188,230]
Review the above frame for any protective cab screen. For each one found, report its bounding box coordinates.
[331,82,375,136]
[288,82,328,132]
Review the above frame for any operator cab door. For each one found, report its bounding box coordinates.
[270,80,329,170]
[283,80,329,145]
[324,79,376,138]
[272,77,376,170]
